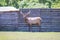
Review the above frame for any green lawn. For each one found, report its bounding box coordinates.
[0,32,60,40]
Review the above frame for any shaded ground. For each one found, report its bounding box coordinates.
[0,32,60,40]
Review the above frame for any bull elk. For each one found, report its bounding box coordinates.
[20,11,42,31]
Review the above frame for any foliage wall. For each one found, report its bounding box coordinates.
[0,0,60,9]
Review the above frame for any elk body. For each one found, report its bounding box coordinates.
[20,11,42,31]
[25,17,41,26]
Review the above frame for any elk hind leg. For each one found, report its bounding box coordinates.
[36,23,40,32]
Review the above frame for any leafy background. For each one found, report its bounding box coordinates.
[0,0,60,9]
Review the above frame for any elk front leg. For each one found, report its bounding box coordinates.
[39,22,41,32]
[28,23,32,32]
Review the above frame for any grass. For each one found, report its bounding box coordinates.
[0,32,60,40]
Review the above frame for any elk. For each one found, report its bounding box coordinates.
[20,11,42,31]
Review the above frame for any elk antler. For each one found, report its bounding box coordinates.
[20,11,24,15]
[20,11,25,17]
[25,11,31,16]
[20,11,31,18]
